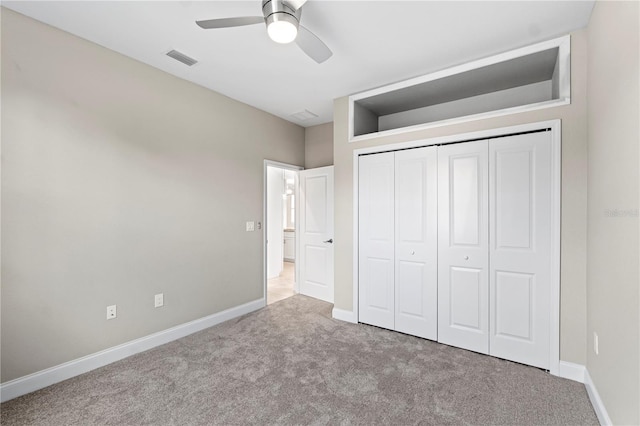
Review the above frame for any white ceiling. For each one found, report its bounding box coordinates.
[3,1,594,127]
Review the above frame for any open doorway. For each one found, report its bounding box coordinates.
[265,162,301,305]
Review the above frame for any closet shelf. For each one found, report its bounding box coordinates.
[349,35,570,142]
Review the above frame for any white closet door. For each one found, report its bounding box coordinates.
[358,152,395,330]
[489,132,552,369]
[438,140,489,354]
[394,147,438,340]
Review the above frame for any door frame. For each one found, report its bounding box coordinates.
[263,160,304,304]
[351,119,561,375]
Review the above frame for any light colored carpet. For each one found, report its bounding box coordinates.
[1,295,597,425]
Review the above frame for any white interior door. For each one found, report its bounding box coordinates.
[438,140,489,354]
[489,132,552,369]
[394,147,438,340]
[299,166,334,303]
[266,166,284,279]
[358,152,395,330]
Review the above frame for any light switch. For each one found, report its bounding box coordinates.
[246,221,255,232]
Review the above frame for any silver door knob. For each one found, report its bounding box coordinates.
[464,256,469,260]
[323,239,333,244]
[410,251,415,255]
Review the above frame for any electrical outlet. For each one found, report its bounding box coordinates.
[594,332,599,355]
[106,305,117,320]
[246,221,255,232]
[154,293,164,308]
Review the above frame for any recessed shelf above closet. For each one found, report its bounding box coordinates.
[349,36,570,142]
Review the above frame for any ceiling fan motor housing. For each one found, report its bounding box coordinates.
[262,0,301,31]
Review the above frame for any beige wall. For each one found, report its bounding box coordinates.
[586,2,639,424]
[304,122,334,168]
[333,29,589,366]
[1,9,304,382]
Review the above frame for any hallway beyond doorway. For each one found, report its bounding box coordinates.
[267,261,295,304]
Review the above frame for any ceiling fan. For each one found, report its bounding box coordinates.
[196,0,332,64]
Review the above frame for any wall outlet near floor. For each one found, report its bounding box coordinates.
[154,293,164,308]
[106,305,117,320]
[593,332,599,355]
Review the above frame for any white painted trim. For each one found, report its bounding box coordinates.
[0,298,265,403]
[548,120,562,376]
[352,120,562,374]
[352,152,360,323]
[558,34,572,101]
[353,120,561,157]
[349,99,569,144]
[332,308,358,324]
[348,35,571,143]
[558,361,586,383]
[351,36,570,102]
[294,170,301,294]
[557,362,614,426]
[263,160,304,302]
[585,369,613,426]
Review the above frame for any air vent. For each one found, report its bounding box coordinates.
[166,50,198,66]
[290,110,318,121]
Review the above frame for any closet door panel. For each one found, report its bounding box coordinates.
[449,267,483,330]
[438,140,489,354]
[358,152,395,330]
[395,147,438,340]
[489,132,552,369]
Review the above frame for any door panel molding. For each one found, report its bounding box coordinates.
[489,131,553,369]
[438,140,489,354]
[395,146,438,340]
[299,166,335,303]
[358,152,395,329]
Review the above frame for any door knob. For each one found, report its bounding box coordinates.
[410,251,415,255]
[464,256,469,260]
[323,239,333,244]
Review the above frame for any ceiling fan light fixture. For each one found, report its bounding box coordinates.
[266,13,298,44]
[196,0,331,63]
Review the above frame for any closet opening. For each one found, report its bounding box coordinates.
[352,120,561,375]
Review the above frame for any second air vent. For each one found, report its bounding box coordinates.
[166,50,198,66]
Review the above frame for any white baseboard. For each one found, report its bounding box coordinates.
[0,298,266,403]
[584,369,613,426]
[332,307,357,324]
[558,361,586,383]
[557,361,612,426]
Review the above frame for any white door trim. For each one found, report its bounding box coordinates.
[351,119,561,376]
[263,160,304,302]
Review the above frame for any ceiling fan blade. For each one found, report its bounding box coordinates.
[296,25,332,64]
[283,0,307,11]
[196,16,264,29]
